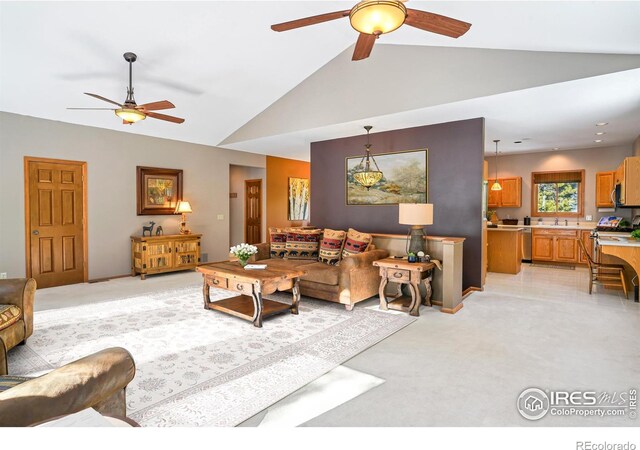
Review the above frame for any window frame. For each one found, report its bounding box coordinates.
[530,169,585,218]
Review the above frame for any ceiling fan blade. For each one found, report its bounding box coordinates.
[137,100,175,111]
[352,33,377,61]
[67,107,116,110]
[123,120,133,125]
[405,9,471,38]
[84,92,123,107]
[271,10,350,32]
[146,111,185,124]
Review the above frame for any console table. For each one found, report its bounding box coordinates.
[373,258,435,316]
[131,234,201,280]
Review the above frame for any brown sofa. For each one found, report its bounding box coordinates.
[0,345,136,426]
[0,279,35,353]
[253,242,389,310]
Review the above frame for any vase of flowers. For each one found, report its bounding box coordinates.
[230,243,258,267]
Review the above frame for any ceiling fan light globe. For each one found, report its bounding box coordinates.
[490,182,503,191]
[350,0,407,35]
[115,108,146,123]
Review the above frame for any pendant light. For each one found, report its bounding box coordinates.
[353,126,383,190]
[491,139,502,191]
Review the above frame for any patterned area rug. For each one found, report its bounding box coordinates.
[8,285,415,427]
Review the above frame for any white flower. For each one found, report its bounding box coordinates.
[230,243,258,259]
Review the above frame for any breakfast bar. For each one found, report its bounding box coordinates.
[597,234,640,302]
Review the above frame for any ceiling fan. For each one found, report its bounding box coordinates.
[271,0,471,61]
[68,52,185,125]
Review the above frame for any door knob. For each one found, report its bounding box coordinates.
[32,230,39,235]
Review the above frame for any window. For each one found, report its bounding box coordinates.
[531,170,584,217]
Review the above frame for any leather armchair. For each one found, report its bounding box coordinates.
[0,346,136,427]
[0,279,36,352]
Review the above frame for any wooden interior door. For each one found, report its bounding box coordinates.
[245,179,262,245]
[25,157,87,288]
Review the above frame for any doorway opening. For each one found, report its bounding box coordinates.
[229,165,266,246]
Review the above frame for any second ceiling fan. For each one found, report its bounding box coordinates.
[271,0,471,61]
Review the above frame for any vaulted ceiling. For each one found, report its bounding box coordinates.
[1,1,639,160]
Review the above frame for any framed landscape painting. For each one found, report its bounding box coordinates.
[346,149,428,205]
[288,177,310,220]
[136,166,183,215]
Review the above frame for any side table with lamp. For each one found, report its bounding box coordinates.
[373,203,436,316]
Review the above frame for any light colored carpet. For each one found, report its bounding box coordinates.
[8,285,414,427]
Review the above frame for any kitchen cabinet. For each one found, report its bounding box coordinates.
[487,177,522,208]
[615,156,640,207]
[578,230,593,264]
[595,171,615,208]
[487,228,522,274]
[532,228,578,264]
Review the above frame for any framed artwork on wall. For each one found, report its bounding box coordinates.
[288,177,310,220]
[136,166,183,215]
[346,148,428,205]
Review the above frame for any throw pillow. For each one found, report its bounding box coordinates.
[269,227,288,258]
[341,228,372,259]
[285,229,322,260]
[318,229,347,266]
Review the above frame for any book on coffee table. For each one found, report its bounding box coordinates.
[244,264,267,270]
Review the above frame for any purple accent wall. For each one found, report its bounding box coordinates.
[310,118,485,289]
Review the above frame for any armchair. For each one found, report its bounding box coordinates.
[0,346,136,427]
[0,278,36,352]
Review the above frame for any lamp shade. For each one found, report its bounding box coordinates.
[174,201,192,214]
[399,203,433,226]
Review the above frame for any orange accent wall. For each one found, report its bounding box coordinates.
[266,156,310,228]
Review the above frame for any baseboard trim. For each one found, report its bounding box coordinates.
[88,274,131,284]
[462,286,481,297]
[441,303,464,314]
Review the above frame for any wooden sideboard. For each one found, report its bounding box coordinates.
[131,234,202,280]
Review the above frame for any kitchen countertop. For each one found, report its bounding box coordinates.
[597,235,640,247]
[497,223,597,231]
[487,227,524,232]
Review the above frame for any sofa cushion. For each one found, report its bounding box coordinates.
[285,229,322,260]
[318,229,346,266]
[269,227,288,259]
[300,262,340,286]
[341,228,372,259]
[0,305,21,332]
[0,375,30,393]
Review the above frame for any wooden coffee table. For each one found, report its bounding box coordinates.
[197,261,307,327]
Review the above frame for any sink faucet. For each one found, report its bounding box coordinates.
[554,218,559,226]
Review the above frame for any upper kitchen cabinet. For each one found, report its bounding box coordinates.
[595,171,615,208]
[488,177,522,208]
[615,156,640,207]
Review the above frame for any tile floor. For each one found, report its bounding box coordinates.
[31,264,640,426]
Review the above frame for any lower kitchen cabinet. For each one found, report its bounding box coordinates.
[578,230,594,264]
[532,228,579,264]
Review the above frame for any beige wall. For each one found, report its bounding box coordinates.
[486,145,634,222]
[0,112,265,279]
[229,165,266,247]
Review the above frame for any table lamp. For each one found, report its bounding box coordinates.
[175,200,193,234]
[399,203,433,255]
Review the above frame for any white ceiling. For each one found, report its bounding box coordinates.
[1,1,640,161]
